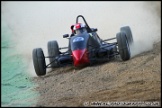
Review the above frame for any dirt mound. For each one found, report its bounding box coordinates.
[32,41,161,107]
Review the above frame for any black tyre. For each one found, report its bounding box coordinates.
[47,40,59,68]
[120,26,133,45]
[32,48,46,76]
[116,32,131,61]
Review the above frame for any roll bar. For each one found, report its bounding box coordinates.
[76,15,92,33]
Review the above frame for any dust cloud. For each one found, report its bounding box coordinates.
[1,1,160,77]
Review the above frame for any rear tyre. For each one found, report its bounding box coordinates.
[47,40,59,68]
[32,48,46,76]
[120,26,133,45]
[116,32,131,61]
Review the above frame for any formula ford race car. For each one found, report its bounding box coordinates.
[32,15,134,76]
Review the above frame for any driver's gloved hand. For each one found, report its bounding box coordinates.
[70,33,75,37]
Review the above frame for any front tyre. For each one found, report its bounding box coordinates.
[32,48,46,76]
[47,40,59,68]
[116,32,131,61]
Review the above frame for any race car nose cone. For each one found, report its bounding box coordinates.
[72,49,90,67]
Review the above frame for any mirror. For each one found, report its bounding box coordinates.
[63,34,69,38]
[92,28,97,32]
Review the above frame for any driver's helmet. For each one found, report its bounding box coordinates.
[73,23,87,34]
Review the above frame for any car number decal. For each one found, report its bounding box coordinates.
[73,37,84,43]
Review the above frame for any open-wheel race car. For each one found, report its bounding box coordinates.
[32,15,134,76]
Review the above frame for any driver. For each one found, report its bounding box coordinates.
[72,23,87,35]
